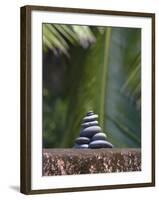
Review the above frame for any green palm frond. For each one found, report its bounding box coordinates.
[43,24,96,55]
[61,28,112,147]
[105,28,141,147]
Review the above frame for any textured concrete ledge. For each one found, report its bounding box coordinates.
[43,148,141,176]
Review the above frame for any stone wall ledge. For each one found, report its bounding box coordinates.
[43,148,141,176]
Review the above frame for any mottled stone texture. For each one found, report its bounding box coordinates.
[43,148,141,176]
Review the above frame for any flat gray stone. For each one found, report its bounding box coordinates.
[92,133,107,141]
[75,137,90,144]
[74,144,89,149]
[80,126,101,138]
[89,140,113,148]
[83,114,98,123]
[81,121,98,128]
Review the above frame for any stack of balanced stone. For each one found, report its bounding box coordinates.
[74,111,113,149]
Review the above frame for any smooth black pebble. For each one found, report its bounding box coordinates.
[81,121,98,128]
[74,144,89,149]
[75,137,90,144]
[89,140,113,148]
[80,126,102,138]
[83,114,98,123]
[86,111,94,116]
[91,132,107,141]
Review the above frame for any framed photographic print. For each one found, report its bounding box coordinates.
[20,5,155,194]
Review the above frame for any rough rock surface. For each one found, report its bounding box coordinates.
[43,148,141,176]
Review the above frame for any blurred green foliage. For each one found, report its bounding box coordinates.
[43,24,141,148]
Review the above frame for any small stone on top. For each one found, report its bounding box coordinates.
[87,111,94,116]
